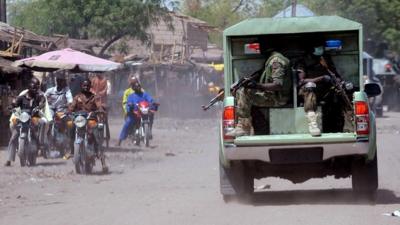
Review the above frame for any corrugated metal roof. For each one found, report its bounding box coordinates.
[224,16,362,36]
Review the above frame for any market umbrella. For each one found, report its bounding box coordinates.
[12,48,121,72]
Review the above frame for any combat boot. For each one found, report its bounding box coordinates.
[306,111,321,137]
[226,117,252,137]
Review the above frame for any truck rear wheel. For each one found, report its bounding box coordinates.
[351,153,378,199]
[219,161,253,202]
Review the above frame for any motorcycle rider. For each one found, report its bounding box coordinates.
[4,77,50,166]
[68,79,108,172]
[117,78,154,146]
[45,73,73,157]
[122,76,141,116]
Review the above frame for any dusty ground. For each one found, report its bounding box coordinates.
[1,113,400,225]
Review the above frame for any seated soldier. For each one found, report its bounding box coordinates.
[227,51,291,137]
[296,44,351,136]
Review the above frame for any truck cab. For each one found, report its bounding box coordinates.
[219,16,381,201]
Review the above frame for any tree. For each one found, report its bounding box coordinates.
[182,0,258,46]
[8,0,172,56]
[257,0,400,54]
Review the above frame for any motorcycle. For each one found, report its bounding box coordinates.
[47,110,71,158]
[72,111,106,174]
[130,101,156,147]
[12,108,41,166]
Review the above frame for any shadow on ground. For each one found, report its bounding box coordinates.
[36,161,67,167]
[246,189,400,206]
[105,145,157,153]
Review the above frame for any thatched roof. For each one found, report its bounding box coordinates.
[0,22,53,52]
[0,57,22,74]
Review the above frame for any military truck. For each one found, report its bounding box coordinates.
[219,16,381,201]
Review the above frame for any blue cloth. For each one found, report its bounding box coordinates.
[119,92,154,141]
[125,92,154,112]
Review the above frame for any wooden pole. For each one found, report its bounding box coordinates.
[0,0,6,23]
[171,40,176,64]
[291,0,297,17]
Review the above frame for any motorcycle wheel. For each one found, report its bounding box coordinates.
[74,144,84,174]
[28,152,37,166]
[135,129,141,146]
[18,138,26,167]
[144,124,150,147]
[42,147,48,159]
[84,158,93,174]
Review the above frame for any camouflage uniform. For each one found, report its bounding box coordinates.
[235,52,290,119]
[297,55,353,133]
[296,56,331,113]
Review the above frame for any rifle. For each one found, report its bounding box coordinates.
[202,69,262,111]
[320,56,353,111]
[201,89,224,111]
[229,69,261,96]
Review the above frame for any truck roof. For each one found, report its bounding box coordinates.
[223,16,362,36]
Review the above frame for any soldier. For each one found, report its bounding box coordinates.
[227,51,291,137]
[296,45,348,136]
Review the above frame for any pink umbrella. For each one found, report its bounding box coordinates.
[12,48,121,72]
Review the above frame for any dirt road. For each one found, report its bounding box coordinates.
[1,114,400,225]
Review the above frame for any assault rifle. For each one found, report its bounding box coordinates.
[202,69,262,111]
[320,56,353,111]
[201,89,224,111]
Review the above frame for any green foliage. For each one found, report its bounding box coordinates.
[257,0,400,54]
[182,0,259,47]
[182,0,400,54]
[8,0,171,55]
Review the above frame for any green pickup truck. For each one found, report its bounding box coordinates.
[219,16,381,201]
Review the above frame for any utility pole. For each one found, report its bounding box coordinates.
[291,0,297,17]
[0,0,6,23]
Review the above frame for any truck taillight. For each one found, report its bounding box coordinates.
[355,101,369,136]
[223,106,235,140]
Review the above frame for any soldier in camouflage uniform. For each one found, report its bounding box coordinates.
[296,46,345,136]
[227,51,291,137]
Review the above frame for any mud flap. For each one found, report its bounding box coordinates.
[219,161,253,196]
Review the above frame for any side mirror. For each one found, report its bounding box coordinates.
[364,83,381,98]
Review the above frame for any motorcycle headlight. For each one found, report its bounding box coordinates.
[74,115,87,128]
[140,107,149,115]
[19,112,31,123]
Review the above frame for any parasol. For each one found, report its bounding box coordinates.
[12,48,121,72]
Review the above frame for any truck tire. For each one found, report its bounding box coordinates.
[351,153,378,198]
[219,161,253,203]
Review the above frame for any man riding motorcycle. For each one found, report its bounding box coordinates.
[117,78,155,146]
[45,74,73,158]
[4,77,50,166]
[122,76,141,116]
[68,79,108,172]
